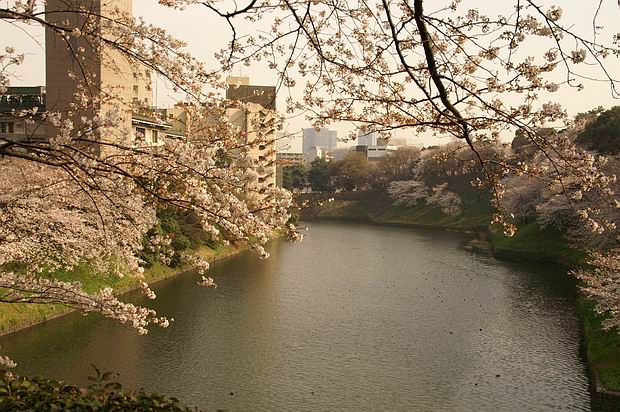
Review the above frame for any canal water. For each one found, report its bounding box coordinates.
[0,221,590,410]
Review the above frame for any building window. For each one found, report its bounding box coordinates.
[135,127,145,142]
[258,144,266,150]
[133,85,139,96]
[152,130,158,144]
[0,122,14,134]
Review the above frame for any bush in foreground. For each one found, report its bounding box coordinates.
[0,368,195,411]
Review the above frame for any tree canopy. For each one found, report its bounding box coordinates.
[575,106,620,154]
[0,0,618,372]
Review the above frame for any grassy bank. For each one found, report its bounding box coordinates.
[490,221,587,267]
[578,300,620,392]
[303,190,493,231]
[301,191,619,395]
[0,242,244,336]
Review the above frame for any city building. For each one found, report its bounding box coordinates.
[357,129,377,146]
[302,127,337,154]
[0,87,47,144]
[367,145,391,160]
[45,0,142,151]
[160,106,188,140]
[350,143,397,161]
[131,113,171,147]
[42,0,180,152]
[226,76,277,189]
[330,147,354,161]
[303,146,326,163]
[226,76,276,110]
[276,152,304,165]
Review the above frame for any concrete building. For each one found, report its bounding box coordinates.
[303,146,325,163]
[160,106,187,140]
[302,127,337,154]
[330,147,354,161]
[226,76,276,110]
[131,113,172,147]
[276,152,304,165]
[45,0,152,150]
[357,130,377,146]
[0,87,47,144]
[367,145,392,161]
[351,143,397,161]
[226,76,277,189]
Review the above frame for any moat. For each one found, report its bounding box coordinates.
[0,221,590,411]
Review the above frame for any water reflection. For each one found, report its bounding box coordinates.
[0,221,589,411]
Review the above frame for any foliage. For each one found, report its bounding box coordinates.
[0,0,302,364]
[333,152,372,191]
[575,106,620,154]
[376,147,421,182]
[282,164,307,190]
[139,208,197,269]
[511,128,555,158]
[426,183,463,216]
[307,157,335,192]
[0,368,195,411]
[576,299,620,391]
[388,180,430,207]
[573,249,620,332]
[490,221,586,266]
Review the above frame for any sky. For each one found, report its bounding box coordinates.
[1,0,619,151]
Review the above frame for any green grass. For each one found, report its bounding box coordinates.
[312,191,493,231]
[491,221,587,266]
[0,242,245,335]
[0,302,70,335]
[577,299,620,391]
[196,242,243,261]
[314,200,374,220]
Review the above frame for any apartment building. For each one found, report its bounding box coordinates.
[45,0,154,151]
[226,76,278,189]
[0,87,47,145]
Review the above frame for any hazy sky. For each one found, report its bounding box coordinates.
[1,0,619,150]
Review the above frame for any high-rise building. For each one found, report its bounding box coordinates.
[45,0,152,151]
[357,129,377,146]
[302,127,337,153]
[226,76,277,189]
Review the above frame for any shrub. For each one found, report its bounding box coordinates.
[0,367,196,411]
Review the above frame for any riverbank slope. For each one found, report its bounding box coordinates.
[0,242,246,337]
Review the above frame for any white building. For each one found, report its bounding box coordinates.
[302,127,337,153]
[226,76,277,190]
[367,145,398,161]
[303,146,325,163]
[357,130,377,146]
[330,147,354,161]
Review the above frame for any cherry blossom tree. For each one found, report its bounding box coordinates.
[377,147,420,182]
[187,0,619,329]
[388,180,463,216]
[388,180,429,207]
[0,0,300,363]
